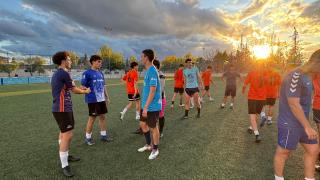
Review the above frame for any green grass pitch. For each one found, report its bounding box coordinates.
[0,78,318,179]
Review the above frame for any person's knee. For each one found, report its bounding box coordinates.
[305,145,319,156]
[276,147,291,159]
[62,131,73,140]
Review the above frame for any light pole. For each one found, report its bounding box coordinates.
[104,26,112,78]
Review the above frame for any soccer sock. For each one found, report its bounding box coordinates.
[172,101,174,105]
[260,111,266,117]
[221,103,225,107]
[122,107,128,114]
[274,175,284,180]
[100,131,107,136]
[254,130,259,136]
[159,117,165,134]
[268,116,272,121]
[180,98,183,105]
[230,103,234,106]
[197,107,201,115]
[153,144,158,150]
[136,111,140,116]
[58,139,61,145]
[59,151,69,168]
[249,126,253,130]
[86,132,92,139]
[185,110,189,116]
[144,131,151,145]
[305,178,315,180]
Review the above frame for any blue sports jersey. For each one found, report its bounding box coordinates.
[183,67,199,88]
[81,69,106,103]
[51,68,75,112]
[277,69,313,128]
[141,65,162,112]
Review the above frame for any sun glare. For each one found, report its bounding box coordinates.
[252,45,271,59]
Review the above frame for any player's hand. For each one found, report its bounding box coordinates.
[84,88,91,94]
[142,108,148,118]
[305,127,318,140]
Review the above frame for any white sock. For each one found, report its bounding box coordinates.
[59,151,69,168]
[230,103,234,106]
[100,131,107,136]
[254,130,259,136]
[268,116,272,121]
[136,111,140,116]
[86,133,92,139]
[221,103,225,106]
[249,126,253,130]
[122,107,128,114]
[304,178,315,180]
[274,175,284,180]
[58,139,61,145]
[260,111,266,117]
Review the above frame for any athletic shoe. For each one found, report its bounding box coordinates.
[247,128,253,134]
[182,115,188,120]
[209,98,214,101]
[171,104,174,110]
[85,138,95,146]
[267,120,272,125]
[68,155,80,162]
[160,133,164,138]
[138,144,152,152]
[190,105,194,109]
[315,164,320,172]
[220,104,225,109]
[255,135,261,143]
[179,104,185,107]
[148,149,159,160]
[120,112,124,121]
[62,166,74,177]
[101,135,113,142]
[229,105,234,110]
[135,114,140,120]
[260,116,267,127]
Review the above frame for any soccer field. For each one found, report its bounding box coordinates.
[0,78,318,180]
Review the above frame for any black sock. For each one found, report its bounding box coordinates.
[180,98,182,105]
[159,117,165,134]
[185,110,189,116]
[197,107,201,115]
[153,144,158,150]
[144,131,151,145]
[172,101,174,105]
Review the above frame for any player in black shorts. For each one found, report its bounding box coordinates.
[81,55,113,146]
[51,51,90,177]
[221,65,241,109]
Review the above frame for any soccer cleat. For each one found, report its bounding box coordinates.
[148,149,159,160]
[209,98,214,101]
[85,138,95,146]
[229,105,234,110]
[101,135,113,142]
[220,104,225,109]
[255,135,261,143]
[179,104,185,107]
[119,112,125,121]
[316,165,320,172]
[170,104,174,110]
[267,120,272,125]
[160,133,164,138]
[260,116,267,127]
[135,114,140,120]
[68,155,80,162]
[247,128,253,134]
[182,115,188,120]
[138,144,152,152]
[62,166,74,177]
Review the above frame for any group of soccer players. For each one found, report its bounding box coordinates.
[51,48,320,179]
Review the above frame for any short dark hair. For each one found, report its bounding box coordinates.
[153,59,160,69]
[90,55,102,64]
[185,58,192,63]
[52,51,69,65]
[179,64,184,67]
[130,61,138,69]
[207,65,212,69]
[142,49,155,62]
[309,49,320,63]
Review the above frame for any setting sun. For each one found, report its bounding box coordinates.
[252,45,271,59]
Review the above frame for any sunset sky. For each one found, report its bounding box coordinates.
[0,0,319,59]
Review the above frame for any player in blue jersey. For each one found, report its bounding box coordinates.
[182,58,203,119]
[137,49,162,160]
[81,55,113,146]
[51,51,90,177]
[273,49,320,180]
